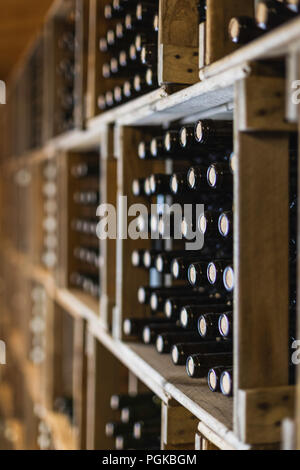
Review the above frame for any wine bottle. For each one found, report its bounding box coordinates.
[136,2,158,22]
[207,260,232,287]
[140,249,158,269]
[141,44,157,66]
[207,366,230,393]
[156,331,200,354]
[142,323,182,345]
[110,393,155,411]
[165,296,211,320]
[115,435,160,450]
[150,287,198,311]
[131,249,146,267]
[187,165,208,191]
[149,173,173,195]
[123,317,170,337]
[229,16,265,44]
[198,312,231,338]
[207,162,233,190]
[220,368,233,396]
[256,0,297,30]
[218,312,233,338]
[218,211,233,239]
[198,210,221,237]
[223,265,235,292]
[186,352,232,378]
[180,303,232,329]
[170,172,190,196]
[121,401,161,423]
[188,262,208,287]
[71,163,99,178]
[105,421,134,438]
[133,418,161,440]
[172,340,233,366]
[194,120,232,147]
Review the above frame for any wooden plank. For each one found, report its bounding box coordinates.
[85,333,128,450]
[236,74,297,132]
[234,84,290,443]
[238,386,295,445]
[99,126,116,331]
[198,422,238,450]
[205,0,254,67]
[158,0,199,85]
[72,318,87,449]
[162,402,198,446]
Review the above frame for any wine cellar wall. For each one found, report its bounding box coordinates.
[0,0,300,451]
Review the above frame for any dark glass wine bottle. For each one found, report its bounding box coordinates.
[186,352,232,378]
[172,340,232,366]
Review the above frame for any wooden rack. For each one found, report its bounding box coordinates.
[0,0,300,451]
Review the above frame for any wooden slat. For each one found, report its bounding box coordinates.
[234,78,290,442]
[158,0,199,85]
[236,73,297,132]
[161,402,198,446]
[85,333,128,450]
[99,126,116,331]
[72,318,88,449]
[238,386,295,445]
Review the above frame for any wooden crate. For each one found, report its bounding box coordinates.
[86,0,200,120]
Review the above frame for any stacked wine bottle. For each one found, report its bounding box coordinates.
[105,392,161,450]
[229,0,299,45]
[125,119,235,397]
[42,161,58,271]
[98,0,159,111]
[70,154,101,299]
[55,9,76,134]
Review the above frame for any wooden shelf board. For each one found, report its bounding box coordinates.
[201,16,300,81]
[89,318,246,451]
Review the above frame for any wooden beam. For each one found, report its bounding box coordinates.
[161,401,198,447]
[158,0,199,85]
[236,73,297,132]
[238,386,295,445]
[234,74,290,443]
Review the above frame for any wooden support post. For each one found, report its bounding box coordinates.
[100,125,117,331]
[85,332,128,450]
[234,74,291,444]
[161,401,198,449]
[238,386,295,445]
[158,0,199,86]
[72,318,87,449]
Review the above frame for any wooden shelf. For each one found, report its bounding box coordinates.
[88,319,247,450]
